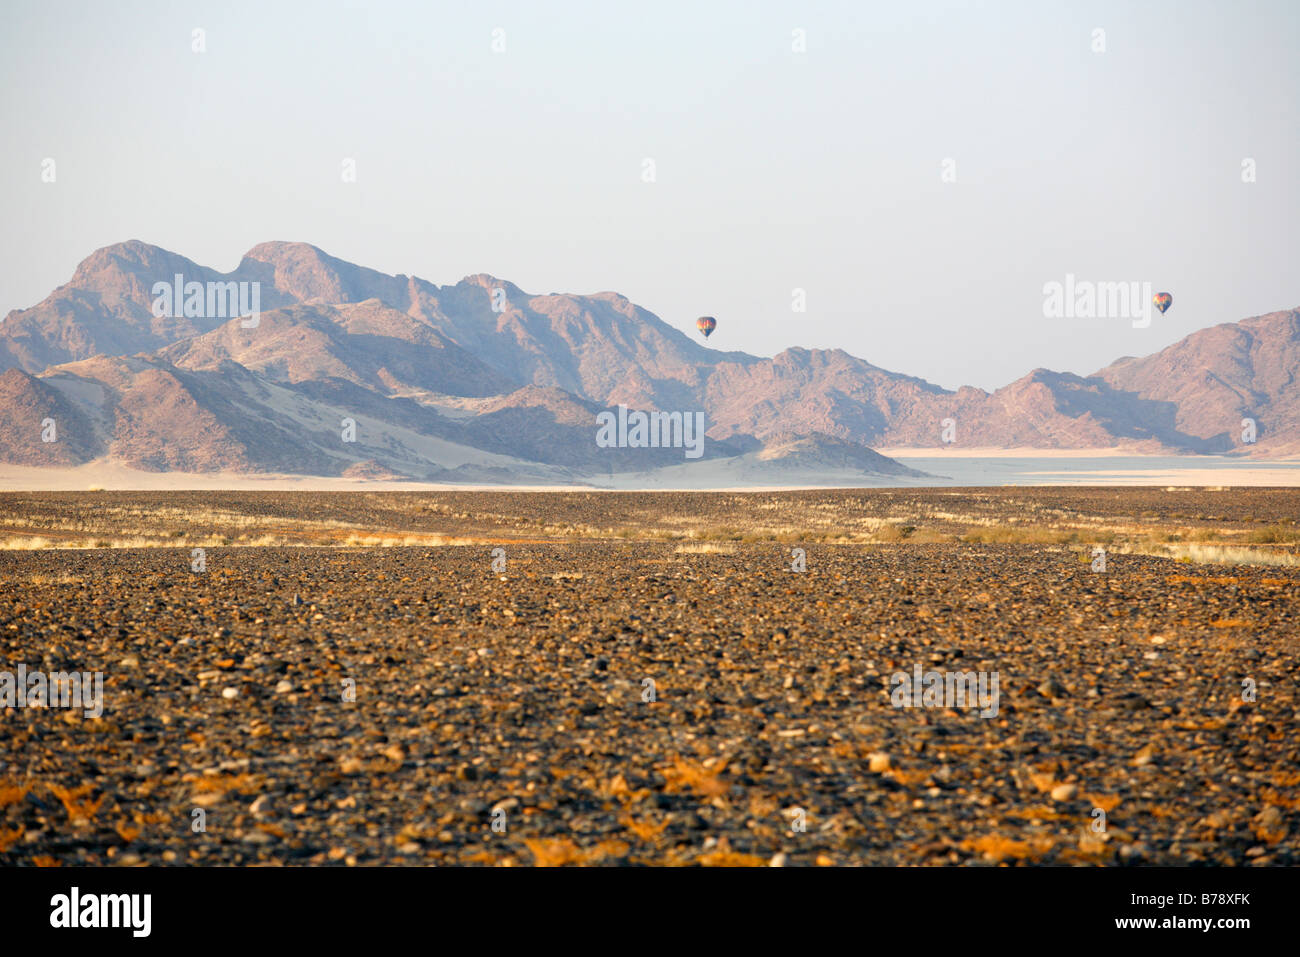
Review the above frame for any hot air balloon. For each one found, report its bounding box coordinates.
[696,316,717,338]
[1153,292,1172,315]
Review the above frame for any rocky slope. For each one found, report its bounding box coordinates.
[1,240,1296,478]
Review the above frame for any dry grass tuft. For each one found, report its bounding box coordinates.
[1130,543,1300,568]
[0,827,24,853]
[46,783,104,823]
[113,820,141,843]
[0,783,29,810]
[522,837,629,866]
[961,834,1056,863]
[659,758,729,799]
[622,816,669,841]
[673,543,737,554]
[695,848,768,867]
[962,525,1094,545]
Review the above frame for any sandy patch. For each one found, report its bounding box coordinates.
[1021,468,1300,487]
[0,461,591,492]
[879,446,1158,458]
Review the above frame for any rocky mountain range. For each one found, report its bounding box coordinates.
[1,240,1296,482]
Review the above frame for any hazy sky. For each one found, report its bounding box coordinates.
[2,0,1297,390]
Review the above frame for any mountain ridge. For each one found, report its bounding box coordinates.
[2,240,1296,481]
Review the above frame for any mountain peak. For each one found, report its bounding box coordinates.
[460,273,521,294]
[241,240,332,264]
[70,240,195,283]
[238,242,408,306]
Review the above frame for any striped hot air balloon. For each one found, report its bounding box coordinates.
[1153,292,1172,314]
[696,316,717,338]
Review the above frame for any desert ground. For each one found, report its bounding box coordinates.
[1,488,1297,866]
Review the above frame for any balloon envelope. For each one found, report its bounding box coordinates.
[1153,292,1173,314]
[696,316,717,338]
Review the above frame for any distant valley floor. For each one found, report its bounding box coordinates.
[2,453,1300,491]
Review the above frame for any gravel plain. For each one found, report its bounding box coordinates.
[1,488,1297,866]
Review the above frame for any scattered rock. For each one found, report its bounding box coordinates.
[4,489,1298,867]
[1050,783,1078,802]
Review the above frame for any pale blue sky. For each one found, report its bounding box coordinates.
[2,0,1296,390]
